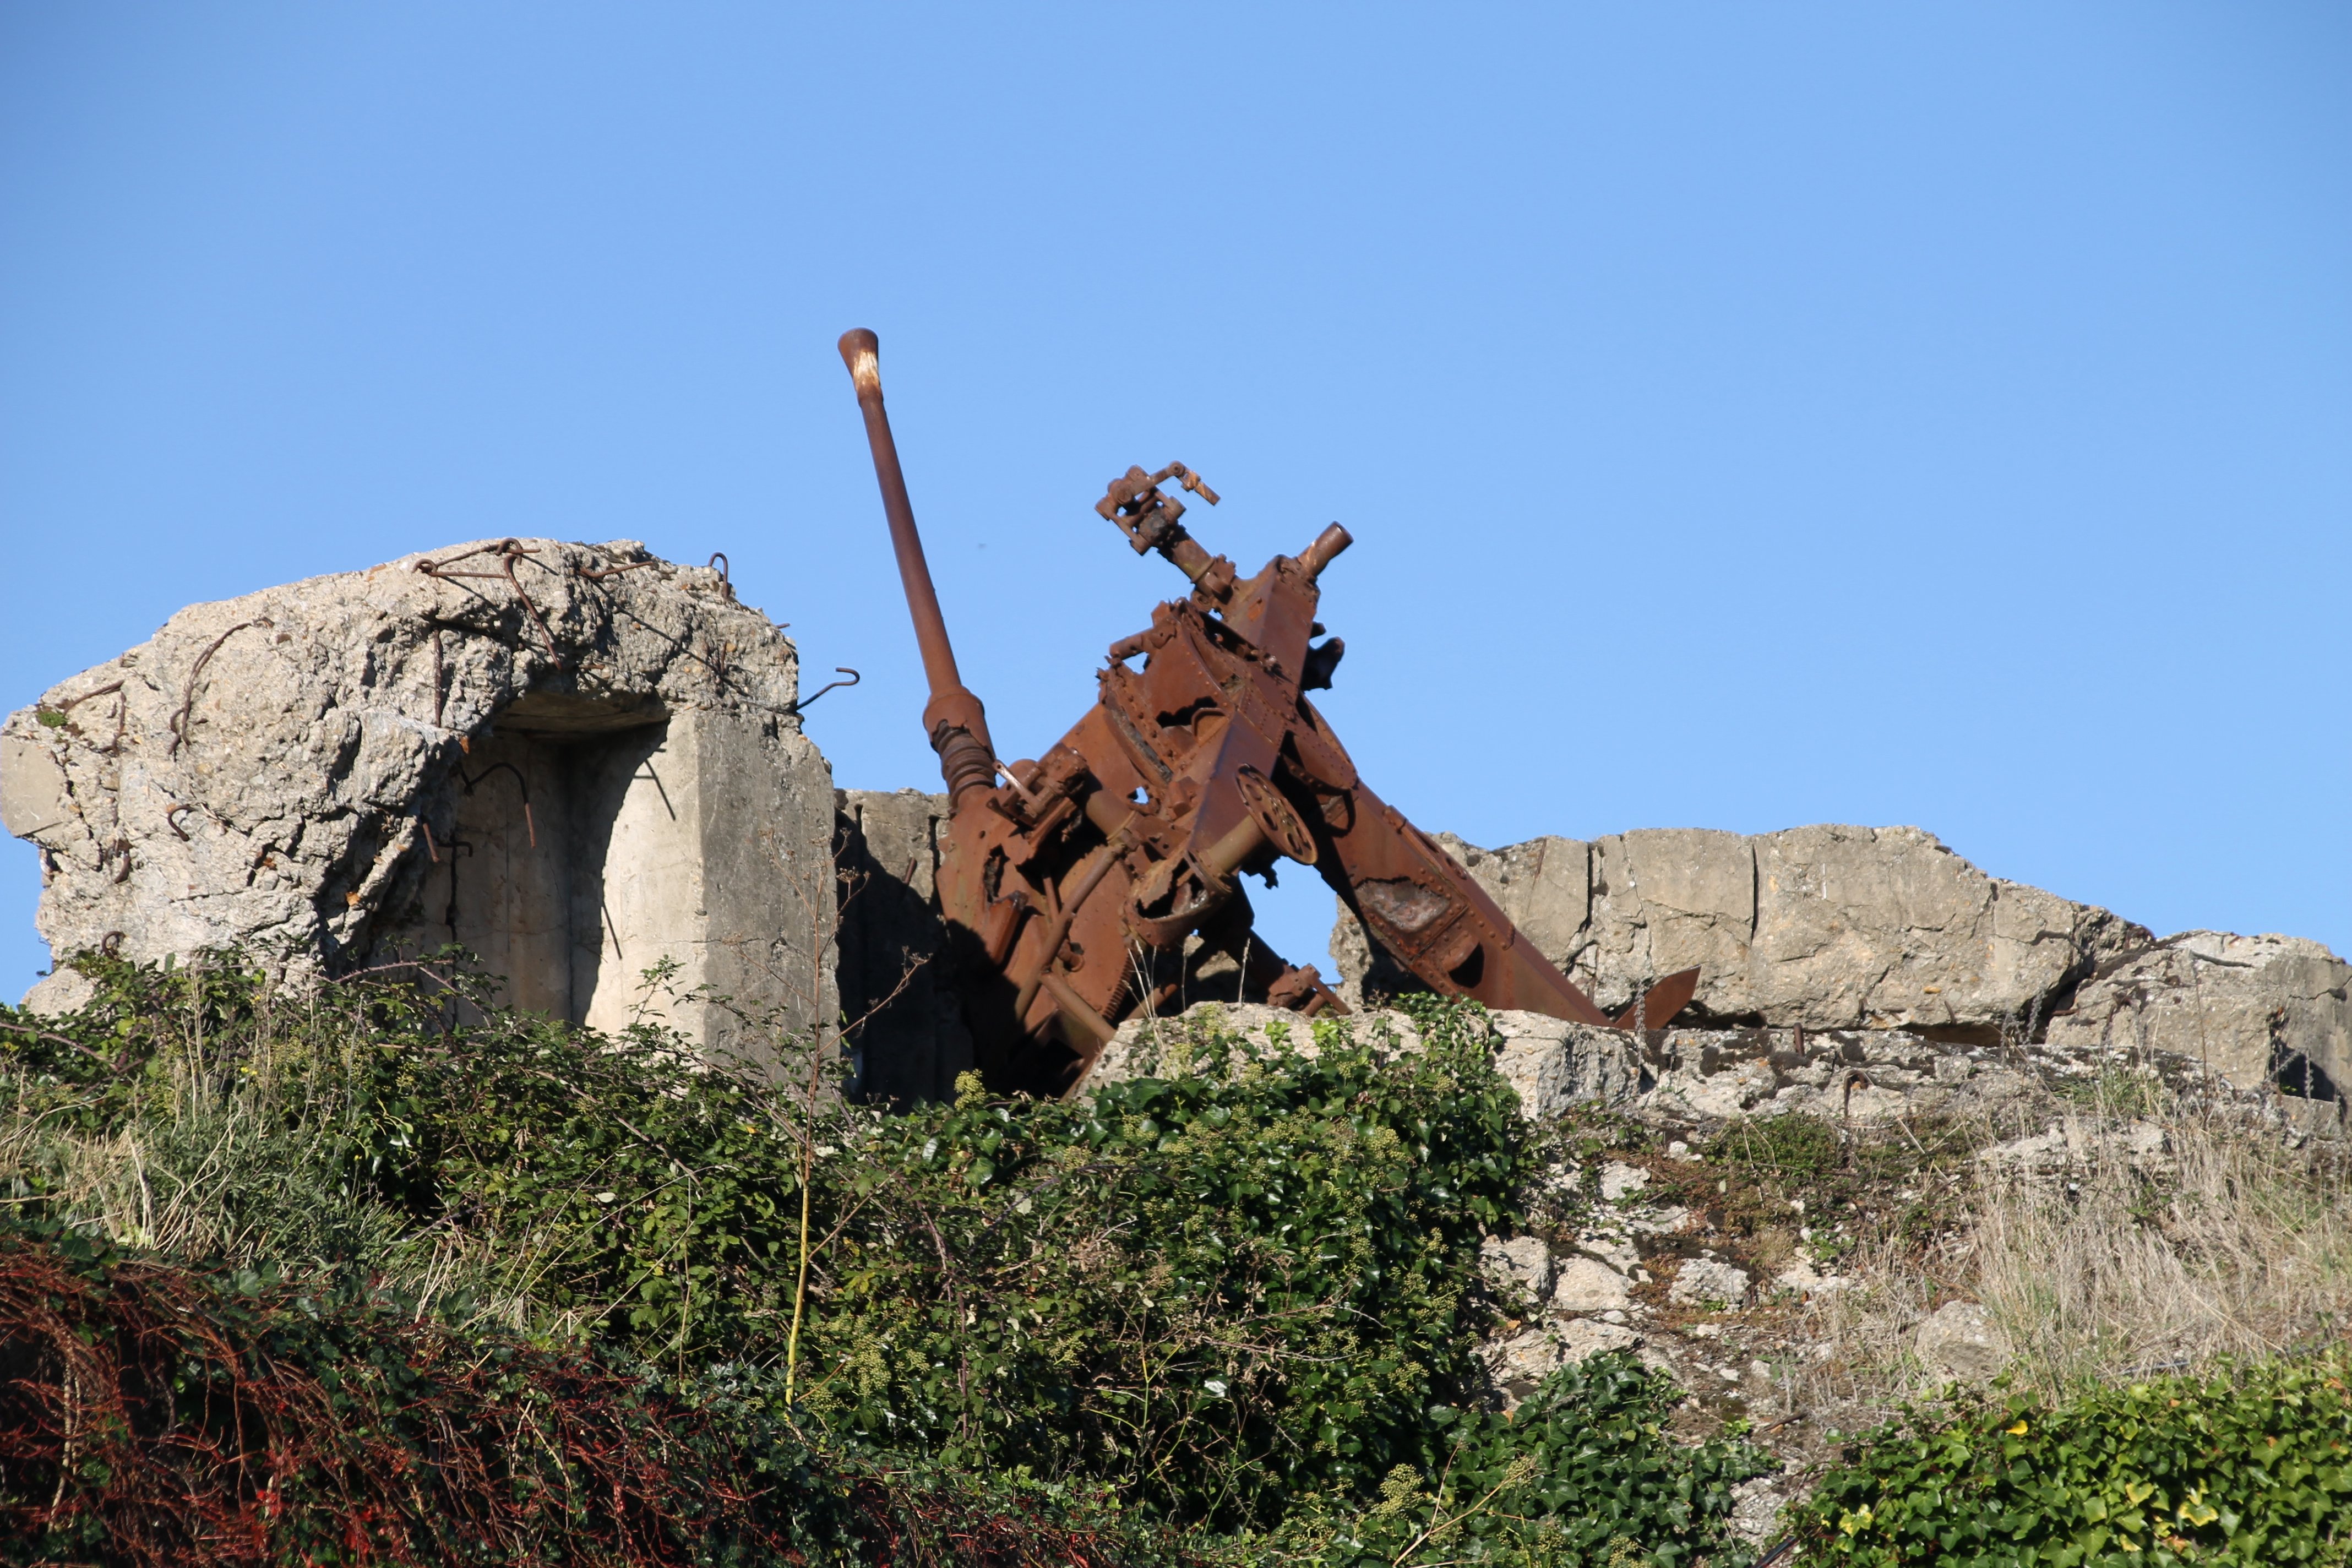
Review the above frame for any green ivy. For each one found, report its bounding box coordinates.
[793,1002,1528,1526]
[1792,1356,2352,1567]
[1297,1353,1771,1568]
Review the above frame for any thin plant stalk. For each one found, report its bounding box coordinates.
[783,1031,823,1407]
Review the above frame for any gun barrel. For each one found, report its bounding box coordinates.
[839,329,965,704]
[837,329,997,802]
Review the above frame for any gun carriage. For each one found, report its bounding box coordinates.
[839,329,1695,1095]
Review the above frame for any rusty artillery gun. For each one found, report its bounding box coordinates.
[839,329,1696,1095]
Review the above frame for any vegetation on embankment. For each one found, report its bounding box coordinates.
[0,957,1762,1566]
[5,956,2350,1566]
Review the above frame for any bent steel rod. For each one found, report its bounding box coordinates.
[838,328,997,803]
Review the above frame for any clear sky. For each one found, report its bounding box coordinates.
[3,4,2346,998]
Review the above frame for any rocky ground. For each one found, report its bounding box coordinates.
[1097,998,2352,1547]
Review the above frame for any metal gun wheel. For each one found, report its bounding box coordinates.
[1236,766,1317,864]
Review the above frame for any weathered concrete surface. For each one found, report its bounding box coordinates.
[1,539,835,1064]
[1915,1300,2012,1384]
[1488,1010,1646,1118]
[1079,993,2332,1144]
[1479,1234,1556,1304]
[2043,932,2352,1098]
[1669,1257,1754,1308]
[834,787,972,1106]
[825,804,2345,1109]
[1336,825,2152,1041]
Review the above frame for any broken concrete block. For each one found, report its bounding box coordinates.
[1488,1009,1642,1117]
[1772,1260,1848,1300]
[1551,1256,1634,1313]
[1599,1161,1651,1201]
[1555,1316,1642,1363]
[1481,1317,1643,1408]
[1482,1325,1565,1403]
[1916,1300,2012,1382]
[1977,1117,2173,1179]
[2,539,835,1067]
[1651,1055,1782,1120]
[1669,1257,1752,1307]
[1337,824,2150,1040]
[20,967,96,1017]
[1575,1232,1641,1276]
[1479,1234,1555,1302]
[2044,932,2352,1104]
[0,732,74,840]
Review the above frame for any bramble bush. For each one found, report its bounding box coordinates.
[0,1219,1191,1568]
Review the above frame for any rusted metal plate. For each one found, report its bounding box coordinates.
[1611,967,1702,1032]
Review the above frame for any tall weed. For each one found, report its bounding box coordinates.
[1788,1081,2352,1432]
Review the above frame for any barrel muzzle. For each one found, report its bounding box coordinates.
[839,328,882,401]
[1298,522,1353,581]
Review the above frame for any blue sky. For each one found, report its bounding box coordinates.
[3,4,2346,995]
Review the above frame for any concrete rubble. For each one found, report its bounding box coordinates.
[1,539,836,1064]
[1339,824,2351,1104]
[2045,931,2352,1098]
[1070,983,2340,1477]
[1668,1257,1754,1308]
[1478,1235,1556,1303]
[1914,1300,2013,1384]
[1336,825,2153,1041]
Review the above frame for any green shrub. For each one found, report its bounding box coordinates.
[1792,1354,2352,1567]
[794,1002,1527,1526]
[3,962,1771,1564]
[1297,1353,1770,1568]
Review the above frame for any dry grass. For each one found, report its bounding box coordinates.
[0,1030,477,1312]
[1786,1084,2352,1433]
[1974,1104,2352,1389]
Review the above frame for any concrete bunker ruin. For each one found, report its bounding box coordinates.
[2,539,837,1066]
[403,691,830,1043]
[413,692,677,1027]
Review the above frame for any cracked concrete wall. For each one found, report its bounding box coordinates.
[1336,825,2149,1039]
[1,539,835,1069]
[825,802,2348,1103]
[2044,932,2352,1097]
